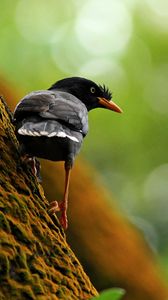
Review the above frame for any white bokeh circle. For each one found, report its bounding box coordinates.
[75,0,132,56]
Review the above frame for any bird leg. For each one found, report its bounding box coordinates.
[49,162,71,230]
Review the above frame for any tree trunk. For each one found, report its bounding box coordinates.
[0,96,98,300]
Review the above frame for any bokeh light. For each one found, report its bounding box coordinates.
[143,64,168,114]
[144,164,168,221]
[15,0,73,44]
[144,0,168,32]
[75,0,132,56]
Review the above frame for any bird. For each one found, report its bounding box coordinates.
[14,77,122,229]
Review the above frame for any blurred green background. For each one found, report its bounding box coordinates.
[0,0,168,279]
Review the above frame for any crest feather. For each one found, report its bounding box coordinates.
[98,84,112,101]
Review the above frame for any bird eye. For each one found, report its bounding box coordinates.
[90,87,96,93]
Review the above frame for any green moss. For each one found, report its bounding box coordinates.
[16,269,31,283]
[8,193,20,203]
[0,178,11,192]
[0,291,5,300]
[9,221,32,245]
[57,265,72,277]
[5,283,20,299]
[17,203,29,224]
[7,194,29,222]
[56,289,64,298]
[0,212,11,233]
[15,247,28,269]
[31,274,45,295]
[29,262,46,279]
[10,177,31,196]
[0,239,15,251]
[35,241,45,256]
[31,223,42,238]
[58,286,69,299]
[31,223,53,247]
[0,199,5,209]
[20,287,35,300]
[0,253,9,278]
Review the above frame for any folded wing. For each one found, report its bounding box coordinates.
[14,90,88,136]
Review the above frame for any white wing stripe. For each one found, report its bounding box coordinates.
[18,129,79,142]
[40,131,49,136]
[66,135,79,142]
[47,132,56,137]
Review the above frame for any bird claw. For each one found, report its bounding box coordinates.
[48,201,60,214]
[48,201,68,230]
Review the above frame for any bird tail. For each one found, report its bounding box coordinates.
[17,119,79,142]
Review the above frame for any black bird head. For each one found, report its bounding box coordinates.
[48,77,122,113]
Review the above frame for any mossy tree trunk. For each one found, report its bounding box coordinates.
[0,96,98,300]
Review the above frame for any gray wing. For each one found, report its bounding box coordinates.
[14,90,88,135]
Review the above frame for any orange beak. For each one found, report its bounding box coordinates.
[98,97,123,113]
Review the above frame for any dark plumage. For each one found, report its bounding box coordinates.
[14,76,122,229]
